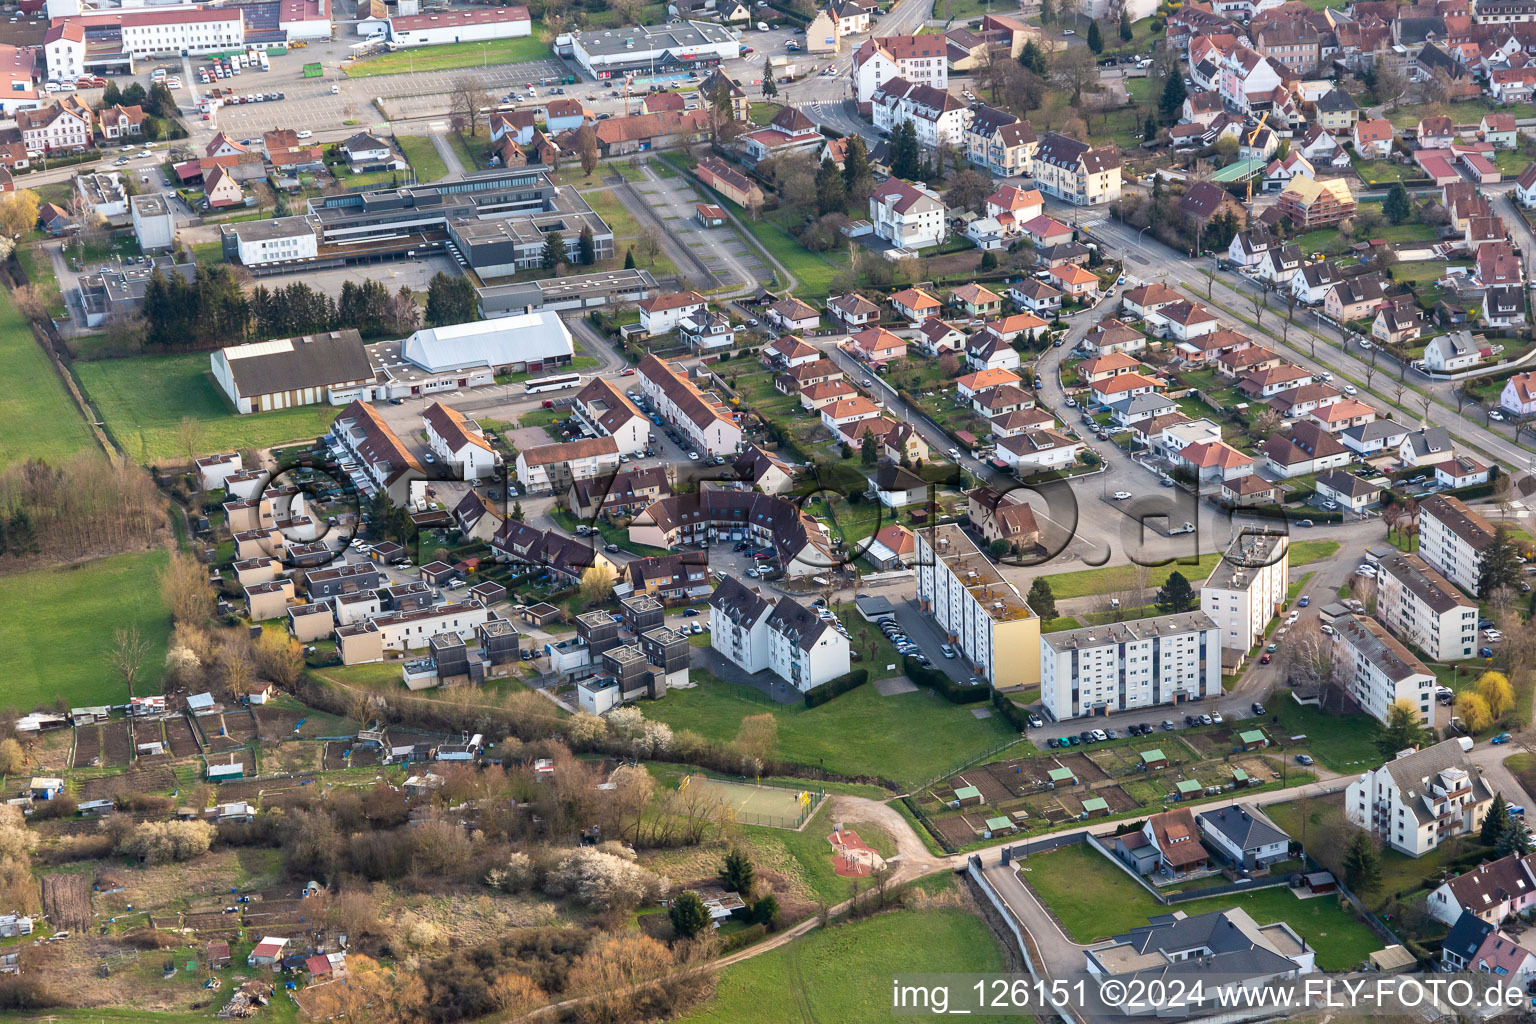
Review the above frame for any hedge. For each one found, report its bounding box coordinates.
[905,656,991,705]
[990,690,1031,731]
[803,668,869,708]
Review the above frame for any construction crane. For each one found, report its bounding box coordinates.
[1244,109,1271,203]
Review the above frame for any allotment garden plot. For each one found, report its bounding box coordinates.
[913,729,1298,851]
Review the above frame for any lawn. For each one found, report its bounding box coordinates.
[396,134,448,182]
[1350,156,1416,185]
[748,102,784,126]
[445,130,484,172]
[1018,843,1380,971]
[642,670,1019,789]
[1496,150,1532,178]
[15,241,66,318]
[76,352,340,464]
[0,551,171,710]
[343,35,552,77]
[0,285,96,469]
[1037,541,1338,600]
[579,188,643,243]
[1266,688,1387,774]
[677,892,1012,1023]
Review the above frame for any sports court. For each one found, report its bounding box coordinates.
[681,775,823,829]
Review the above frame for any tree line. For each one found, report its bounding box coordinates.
[0,455,164,562]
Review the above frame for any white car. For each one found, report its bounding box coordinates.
[1342,384,1358,395]
[1112,491,1132,500]
[296,129,313,139]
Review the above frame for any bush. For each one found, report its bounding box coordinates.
[905,656,990,705]
[803,668,870,708]
[990,690,1031,731]
[719,922,768,954]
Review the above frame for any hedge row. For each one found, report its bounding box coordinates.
[803,668,869,708]
[905,656,990,705]
[990,690,1031,731]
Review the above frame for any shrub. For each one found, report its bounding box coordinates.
[990,690,1031,731]
[803,668,870,708]
[719,922,768,954]
[543,847,664,911]
[906,656,990,704]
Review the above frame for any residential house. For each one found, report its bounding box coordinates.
[1197,805,1291,867]
[422,402,501,480]
[681,310,738,352]
[1049,264,1099,301]
[1010,278,1062,315]
[1148,300,1219,342]
[1260,420,1350,477]
[1341,418,1409,457]
[952,282,1003,317]
[1316,470,1382,513]
[888,286,942,323]
[1264,150,1315,192]
[639,291,707,335]
[1276,176,1356,227]
[1428,852,1536,926]
[869,178,946,249]
[1500,370,1536,416]
[1324,274,1387,322]
[967,485,1041,548]
[1483,112,1519,148]
[872,465,928,507]
[847,326,907,364]
[1121,282,1184,319]
[916,317,967,354]
[1373,299,1422,348]
[965,108,1037,176]
[767,295,822,333]
[1032,131,1122,206]
[995,428,1083,472]
[827,292,880,329]
[1423,330,1484,372]
[869,77,970,148]
[1345,737,1492,856]
[1291,261,1339,305]
[1399,426,1456,468]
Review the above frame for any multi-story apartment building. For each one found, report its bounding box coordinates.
[1346,737,1493,857]
[1276,176,1356,228]
[1032,132,1122,207]
[851,34,948,103]
[1418,494,1497,596]
[422,402,501,481]
[709,576,851,690]
[628,490,833,578]
[637,353,742,456]
[1333,613,1437,727]
[1368,545,1479,663]
[572,377,649,455]
[1039,611,1221,721]
[1199,532,1289,653]
[868,178,946,249]
[913,524,1039,689]
[16,101,90,154]
[965,106,1037,177]
[329,401,424,504]
[869,77,970,148]
[514,436,620,495]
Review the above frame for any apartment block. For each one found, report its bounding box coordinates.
[708,576,851,691]
[1367,545,1478,663]
[1333,613,1436,727]
[913,524,1039,688]
[1040,612,1221,721]
[1199,532,1289,654]
[1346,738,1492,857]
[1418,494,1496,596]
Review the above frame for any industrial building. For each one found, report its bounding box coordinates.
[385,6,530,46]
[566,21,739,80]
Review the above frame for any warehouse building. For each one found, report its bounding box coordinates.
[386,6,531,46]
[211,330,374,414]
[567,21,739,80]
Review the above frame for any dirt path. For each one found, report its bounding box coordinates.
[826,794,947,881]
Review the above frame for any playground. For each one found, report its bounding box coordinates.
[827,828,886,878]
[681,774,823,829]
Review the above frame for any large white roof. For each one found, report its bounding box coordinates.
[401,310,573,372]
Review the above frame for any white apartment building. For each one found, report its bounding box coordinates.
[869,77,970,149]
[220,217,319,268]
[16,101,89,154]
[1345,737,1493,857]
[851,34,948,104]
[1200,532,1289,653]
[514,436,620,494]
[638,353,742,456]
[329,400,423,504]
[1333,613,1436,727]
[638,291,707,335]
[75,171,126,218]
[708,576,851,691]
[868,178,946,249]
[572,377,649,456]
[1367,545,1478,663]
[1418,493,1496,596]
[372,602,492,651]
[130,193,176,251]
[422,402,501,481]
[913,524,1039,689]
[1040,611,1222,721]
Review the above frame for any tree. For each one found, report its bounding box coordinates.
[110,625,150,699]
[1373,63,1408,111]
[121,82,146,107]
[734,713,778,767]
[624,247,637,270]
[1484,793,1511,847]
[575,122,599,176]
[1020,41,1048,76]
[1457,690,1493,733]
[0,739,23,775]
[1143,112,1158,143]
[1476,670,1515,720]
[159,551,213,625]
[1499,818,1533,857]
[1027,578,1057,619]
[578,564,617,604]
[1376,699,1429,757]
[815,156,846,215]
[944,169,993,213]
[0,189,39,237]
[752,893,780,926]
[541,229,566,270]
[255,628,305,687]
[1342,832,1381,895]
[1155,571,1194,613]
[577,224,596,266]
[1120,8,1133,40]
[634,227,662,266]
[1040,0,1054,23]
[762,55,777,98]
[669,890,709,938]
[424,271,477,327]
[1383,182,1412,225]
[1087,20,1104,53]
[146,83,177,120]
[860,429,877,466]
[989,537,1011,559]
[890,119,921,180]
[220,640,256,698]
[1052,45,1098,104]
[102,80,122,106]
[842,135,873,203]
[1480,527,1523,597]
[720,847,755,894]
[1159,71,1187,123]
[450,76,485,136]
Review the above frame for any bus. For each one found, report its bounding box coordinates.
[524,373,583,394]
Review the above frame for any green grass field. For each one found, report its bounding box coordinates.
[642,671,1017,789]
[76,353,340,464]
[1019,844,1379,971]
[0,551,170,710]
[0,285,97,469]
[678,894,1015,1023]
[1038,541,1338,601]
[396,134,449,182]
[1266,688,1387,773]
[344,35,552,77]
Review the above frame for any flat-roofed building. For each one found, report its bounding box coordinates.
[1041,612,1221,721]
[914,524,1039,689]
[1200,532,1289,654]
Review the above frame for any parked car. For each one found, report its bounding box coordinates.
[1296,754,1315,766]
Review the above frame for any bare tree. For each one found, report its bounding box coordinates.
[576,122,599,177]
[220,640,256,698]
[110,625,150,699]
[450,76,486,137]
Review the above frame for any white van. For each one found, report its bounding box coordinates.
[757,20,769,30]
